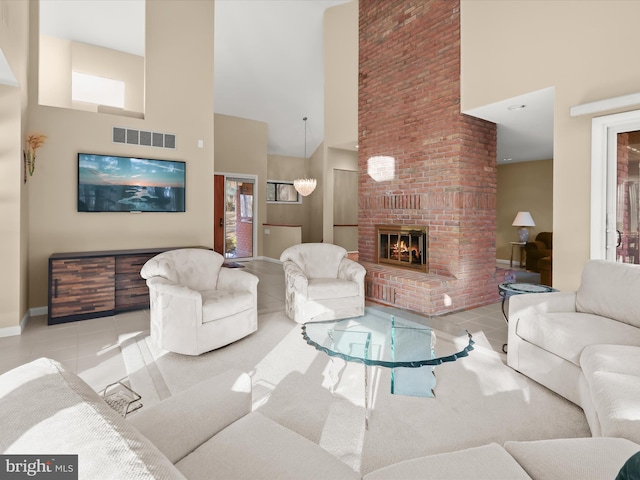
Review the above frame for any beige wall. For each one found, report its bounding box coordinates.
[27,1,215,309]
[461,0,640,290]
[321,1,358,246]
[262,225,301,260]
[324,1,358,148]
[214,114,267,256]
[0,0,30,333]
[266,154,309,236]
[39,35,144,114]
[497,160,553,261]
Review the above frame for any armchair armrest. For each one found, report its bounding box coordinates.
[217,268,259,294]
[338,258,366,296]
[146,277,201,300]
[127,369,252,464]
[145,277,203,327]
[282,260,308,295]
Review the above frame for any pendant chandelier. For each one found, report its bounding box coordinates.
[293,117,317,197]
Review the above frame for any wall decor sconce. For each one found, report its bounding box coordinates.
[23,134,47,182]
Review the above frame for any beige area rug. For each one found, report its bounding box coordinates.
[119,309,591,475]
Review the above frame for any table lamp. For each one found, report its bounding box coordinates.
[512,211,535,242]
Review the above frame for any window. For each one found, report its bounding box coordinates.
[72,72,125,108]
[266,181,301,204]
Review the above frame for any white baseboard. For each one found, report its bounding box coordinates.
[257,255,282,264]
[0,306,48,338]
[0,324,21,338]
[30,306,48,317]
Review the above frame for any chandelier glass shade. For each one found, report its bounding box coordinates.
[293,178,317,196]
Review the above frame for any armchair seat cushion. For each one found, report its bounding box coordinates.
[516,311,640,366]
[202,289,255,323]
[308,278,360,301]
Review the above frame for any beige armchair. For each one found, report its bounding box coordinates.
[141,248,258,355]
[280,243,366,324]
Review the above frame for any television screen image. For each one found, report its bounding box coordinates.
[78,153,186,212]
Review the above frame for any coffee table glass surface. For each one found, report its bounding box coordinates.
[301,306,474,369]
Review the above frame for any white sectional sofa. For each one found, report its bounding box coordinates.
[1,357,638,479]
[507,259,640,443]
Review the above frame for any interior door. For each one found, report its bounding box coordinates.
[214,175,225,255]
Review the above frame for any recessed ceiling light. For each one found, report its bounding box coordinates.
[508,104,527,111]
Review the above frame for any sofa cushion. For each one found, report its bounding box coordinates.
[504,437,640,480]
[0,358,184,479]
[308,278,359,301]
[362,443,531,480]
[581,344,640,378]
[515,311,640,365]
[576,259,640,328]
[175,411,359,480]
[581,345,640,444]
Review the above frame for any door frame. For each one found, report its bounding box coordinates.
[591,109,640,260]
[214,172,258,259]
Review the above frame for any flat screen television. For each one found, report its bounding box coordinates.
[78,153,186,212]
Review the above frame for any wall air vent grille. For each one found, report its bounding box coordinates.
[113,127,176,150]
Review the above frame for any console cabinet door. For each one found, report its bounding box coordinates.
[115,254,155,311]
[49,257,115,322]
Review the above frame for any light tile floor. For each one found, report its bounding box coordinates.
[0,260,510,392]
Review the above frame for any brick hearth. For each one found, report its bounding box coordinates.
[358,0,505,315]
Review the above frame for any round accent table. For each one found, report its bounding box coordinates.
[498,282,557,353]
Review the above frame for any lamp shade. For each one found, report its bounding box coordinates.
[512,211,535,227]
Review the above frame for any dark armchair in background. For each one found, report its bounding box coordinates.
[525,232,552,272]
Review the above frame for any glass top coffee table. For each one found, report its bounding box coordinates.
[302,306,474,426]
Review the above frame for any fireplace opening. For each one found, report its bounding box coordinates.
[376,224,428,273]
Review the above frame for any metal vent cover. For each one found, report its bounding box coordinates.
[113,127,176,150]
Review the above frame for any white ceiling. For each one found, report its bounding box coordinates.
[464,87,555,165]
[37,0,554,163]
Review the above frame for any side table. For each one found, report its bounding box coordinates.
[498,282,557,353]
[509,241,526,268]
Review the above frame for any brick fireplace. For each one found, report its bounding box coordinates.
[358,0,503,315]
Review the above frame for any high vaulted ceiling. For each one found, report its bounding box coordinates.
[37,0,554,163]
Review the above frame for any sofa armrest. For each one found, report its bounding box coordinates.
[128,369,252,464]
[507,291,577,367]
[217,268,259,294]
[508,290,577,320]
[283,260,308,295]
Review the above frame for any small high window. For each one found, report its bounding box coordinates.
[72,72,125,108]
[266,181,301,204]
